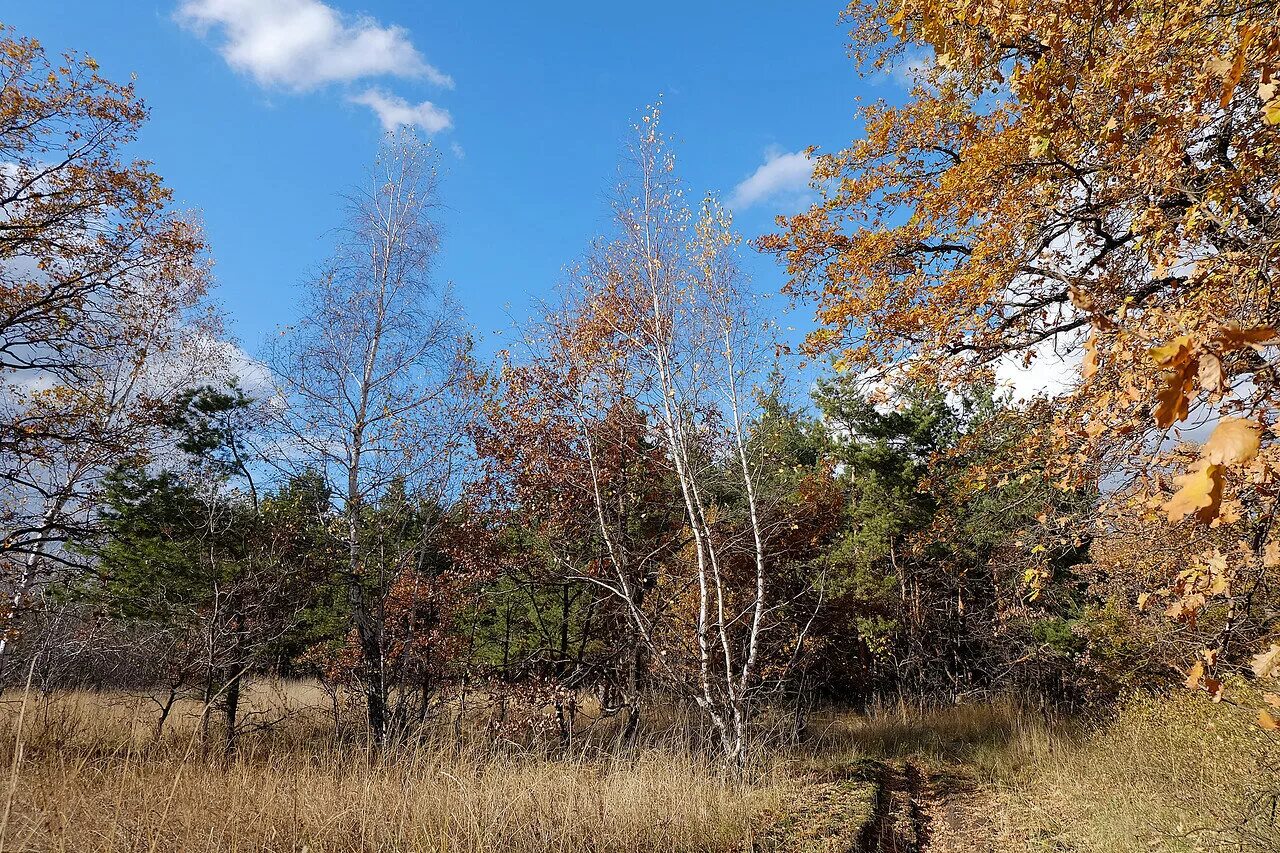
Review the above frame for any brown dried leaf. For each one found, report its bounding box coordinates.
[1214,325,1279,352]
[1203,418,1261,466]
[1251,644,1280,679]
[1197,351,1226,393]
[1154,361,1196,428]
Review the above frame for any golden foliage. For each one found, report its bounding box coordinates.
[0,25,209,567]
[764,0,1280,688]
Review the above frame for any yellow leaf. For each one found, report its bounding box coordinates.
[887,1,908,34]
[1265,97,1280,125]
[1164,461,1223,524]
[1150,335,1193,367]
[1259,709,1279,731]
[1202,418,1261,466]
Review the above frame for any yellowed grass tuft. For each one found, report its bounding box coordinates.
[0,687,788,853]
[992,690,1280,853]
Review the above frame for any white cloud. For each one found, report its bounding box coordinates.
[450,142,466,160]
[176,0,452,92]
[729,147,812,210]
[994,336,1084,403]
[888,49,933,89]
[350,89,452,134]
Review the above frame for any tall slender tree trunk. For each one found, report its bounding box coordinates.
[0,494,71,688]
[223,611,247,755]
[347,506,387,746]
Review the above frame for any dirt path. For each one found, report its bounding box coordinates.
[858,762,1024,853]
[762,760,1028,852]
[859,762,929,852]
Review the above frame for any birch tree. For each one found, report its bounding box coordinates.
[607,118,774,764]
[507,110,781,763]
[271,132,471,745]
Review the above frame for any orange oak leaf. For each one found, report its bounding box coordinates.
[1213,325,1279,352]
[1218,24,1260,109]
[1081,333,1099,382]
[1164,461,1223,524]
[1184,660,1204,690]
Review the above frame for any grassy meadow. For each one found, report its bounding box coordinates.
[0,684,788,853]
[0,684,1273,852]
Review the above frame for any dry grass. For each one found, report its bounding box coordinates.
[791,694,1280,852]
[798,697,1044,769]
[994,688,1280,853]
[0,685,791,853]
[3,684,1272,852]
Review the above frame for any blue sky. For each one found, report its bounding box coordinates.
[6,2,908,362]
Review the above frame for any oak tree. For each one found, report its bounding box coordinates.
[764,0,1280,694]
[0,28,210,675]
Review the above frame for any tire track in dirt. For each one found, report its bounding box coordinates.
[858,761,931,852]
[858,763,1019,853]
[757,760,1019,852]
